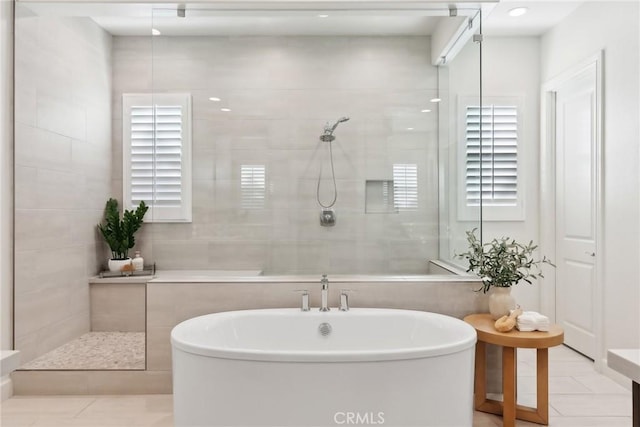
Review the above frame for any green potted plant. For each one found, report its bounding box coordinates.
[456,229,554,319]
[98,198,149,272]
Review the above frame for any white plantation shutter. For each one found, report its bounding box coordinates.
[465,105,518,206]
[241,165,266,209]
[123,94,192,222]
[393,164,418,211]
[381,180,392,208]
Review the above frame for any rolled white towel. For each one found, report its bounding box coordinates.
[514,311,550,332]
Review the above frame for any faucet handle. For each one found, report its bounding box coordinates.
[294,289,310,312]
[320,274,329,289]
[339,289,354,311]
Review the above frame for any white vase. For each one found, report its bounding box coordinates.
[108,258,132,272]
[489,287,516,320]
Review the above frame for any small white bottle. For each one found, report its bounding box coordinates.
[132,251,144,272]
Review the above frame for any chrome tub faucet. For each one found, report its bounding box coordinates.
[320,274,330,312]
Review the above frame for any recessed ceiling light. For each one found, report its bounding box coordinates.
[508,7,529,17]
[407,127,414,131]
[421,109,431,113]
[318,14,329,18]
[430,98,442,103]
[220,108,231,112]
[151,28,161,36]
[209,97,221,102]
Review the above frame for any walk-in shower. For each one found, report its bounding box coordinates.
[12,1,483,373]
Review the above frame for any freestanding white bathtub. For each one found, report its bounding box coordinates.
[171,308,477,427]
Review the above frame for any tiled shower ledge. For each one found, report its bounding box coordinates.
[20,332,145,370]
[146,273,478,284]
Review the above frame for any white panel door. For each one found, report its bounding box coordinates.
[555,63,598,359]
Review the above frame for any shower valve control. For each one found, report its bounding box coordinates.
[294,290,310,312]
[339,289,353,311]
[320,208,336,227]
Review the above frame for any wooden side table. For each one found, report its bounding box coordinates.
[464,313,564,427]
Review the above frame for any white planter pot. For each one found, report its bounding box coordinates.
[488,287,516,320]
[108,258,132,272]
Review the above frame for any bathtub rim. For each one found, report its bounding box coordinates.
[171,308,478,363]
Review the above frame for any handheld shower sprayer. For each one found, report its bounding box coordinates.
[320,117,350,142]
[317,116,350,226]
[329,116,350,132]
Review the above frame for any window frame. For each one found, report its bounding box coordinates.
[122,93,193,223]
[457,95,525,222]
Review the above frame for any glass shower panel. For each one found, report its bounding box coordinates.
[147,5,482,275]
[437,10,482,268]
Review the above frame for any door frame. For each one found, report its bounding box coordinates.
[539,51,604,368]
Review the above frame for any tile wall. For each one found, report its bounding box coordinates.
[112,36,440,274]
[13,14,113,364]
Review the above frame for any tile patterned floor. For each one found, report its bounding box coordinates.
[1,346,632,426]
[19,333,145,370]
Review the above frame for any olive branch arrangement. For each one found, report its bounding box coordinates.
[456,229,555,293]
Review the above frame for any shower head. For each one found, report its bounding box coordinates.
[330,117,350,132]
[321,117,350,141]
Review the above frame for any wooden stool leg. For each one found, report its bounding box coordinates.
[536,348,549,424]
[514,349,518,401]
[474,341,487,409]
[503,347,516,427]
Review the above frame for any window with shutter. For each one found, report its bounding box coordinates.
[393,164,418,212]
[458,96,524,221]
[241,165,266,209]
[123,94,192,222]
[465,105,518,206]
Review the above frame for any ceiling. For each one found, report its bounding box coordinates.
[21,1,586,37]
[482,0,584,36]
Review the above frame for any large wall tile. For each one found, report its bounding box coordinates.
[36,94,87,141]
[14,209,74,252]
[90,284,145,332]
[14,123,72,171]
[146,327,172,371]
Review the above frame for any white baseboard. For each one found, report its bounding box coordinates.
[1,375,13,401]
[601,357,633,391]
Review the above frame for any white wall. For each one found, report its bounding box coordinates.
[443,37,542,309]
[541,1,640,353]
[1,0,13,353]
[13,10,113,364]
[112,36,440,274]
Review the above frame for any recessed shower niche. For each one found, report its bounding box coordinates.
[12,2,482,378]
[365,180,396,214]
